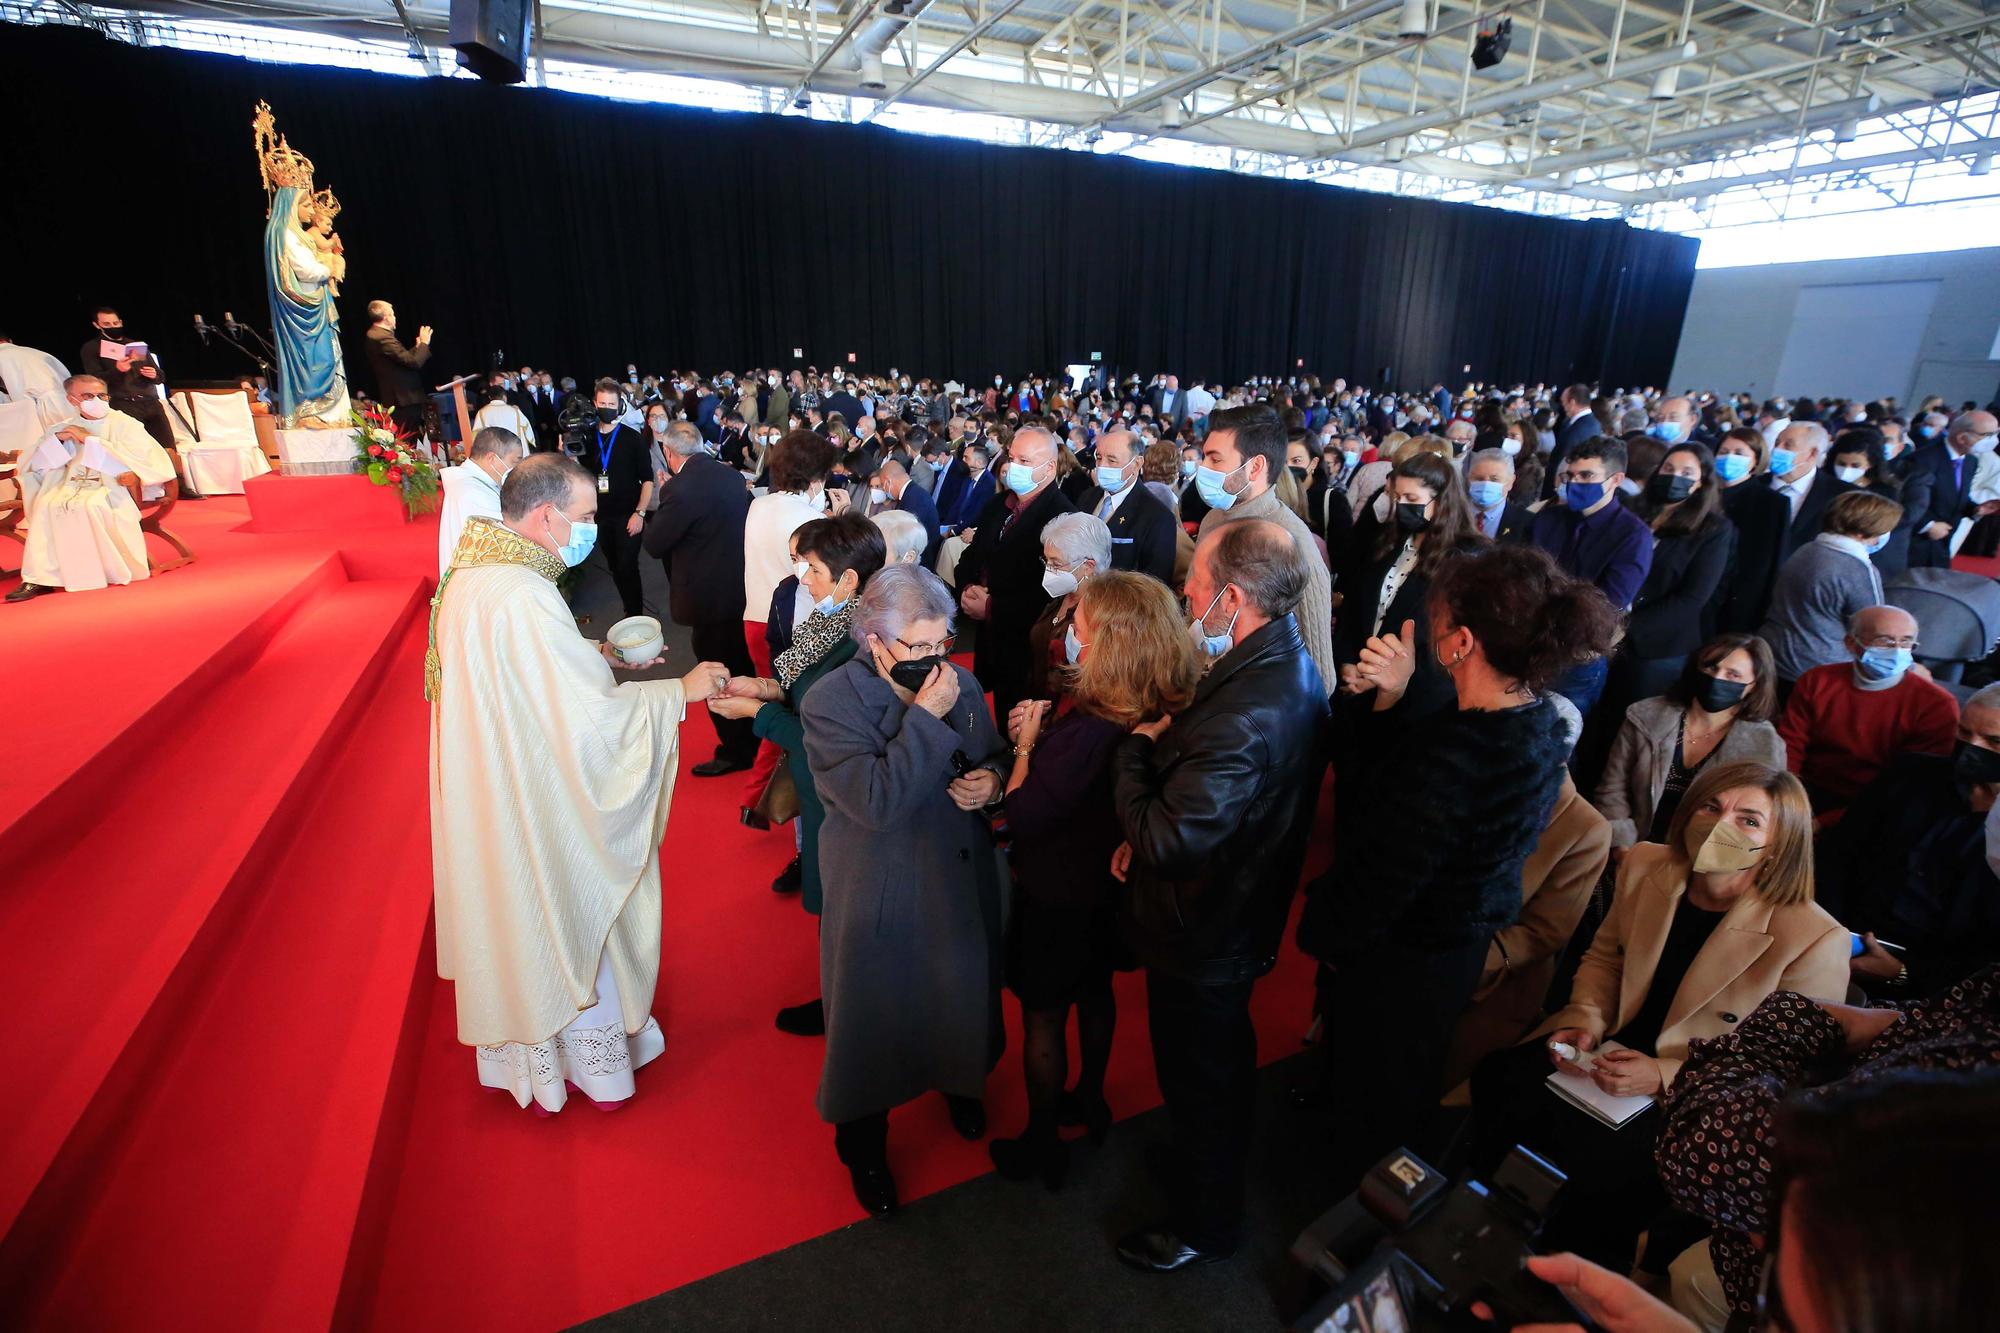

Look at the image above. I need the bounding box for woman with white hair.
[800,564,1010,1217]
[1025,511,1113,704]
[870,508,927,566]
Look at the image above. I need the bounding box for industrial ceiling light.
[1649,64,1679,100]
[859,52,886,89]
[1833,116,1858,143]
[1972,153,1995,177]
[1556,168,1577,189]
[1472,17,1512,69]
[793,92,811,110]
[1161,100,1184,130]
[1397,0,1430,38]
[1383,135,1409,161]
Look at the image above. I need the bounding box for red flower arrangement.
[350,402,439,519]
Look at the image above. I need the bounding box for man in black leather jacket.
[1110,519,1329,1272]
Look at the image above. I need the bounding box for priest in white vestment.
[435,424,526,575]
[470,384,536,450]
[8,375,177,603]
[0,337,69,404]
[427,453,727,1114]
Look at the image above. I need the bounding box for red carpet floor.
[0,489,1328,1332]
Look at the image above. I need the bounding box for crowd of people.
[415,357,2000,1330]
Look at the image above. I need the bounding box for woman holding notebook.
[1467,760,1850,1272]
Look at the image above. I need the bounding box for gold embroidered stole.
[424,517,566,702]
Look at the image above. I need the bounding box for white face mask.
[808,486,829,512]
[76,397,110,421]
[793,560,811,582]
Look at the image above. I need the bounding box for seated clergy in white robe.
[435,424,526,576]
[9,375,177,602]
[0,337,69,405]
[426,454,728,1114]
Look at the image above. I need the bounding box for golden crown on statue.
[312,186,342,221]
[252,100,317,205]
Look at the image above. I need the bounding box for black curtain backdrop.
[0,22,1697,393]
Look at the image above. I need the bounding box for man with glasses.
[1775,604,1959,825]
[8,374,177,601]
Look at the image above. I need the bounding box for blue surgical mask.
[1714,453,1752,483]
[1866,531,1892,555]
[1562,479,1606,511]
[1342,449,1360,471]
[1094,464,1131,494]
[1179,459,1197,479]
[1003,461,1038,495]
[1195,461,1246,512]
[1468,480,1506,508]
[1063,622,1084,665]
[554,514,597,568]
[1857,645,1912,682]
[1189,586,1237,658]
[814,593,848,617]
[1646,420,1686,444]
[1768,447,1797,476]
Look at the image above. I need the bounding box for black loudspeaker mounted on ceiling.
[449,0,531,83]
[1472,16,1513,70]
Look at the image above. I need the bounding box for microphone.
[224,311,239,336]
[194,313,210,345]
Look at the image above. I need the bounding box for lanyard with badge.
[595,427,615,493]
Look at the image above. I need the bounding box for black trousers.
[389,400,429,446]
[1146,969,1258,1254]
[833,1110,889,1170]
[689,618,757,762]
[1317,938,1489,1194]
[596,510,644,619]
[1468,1037,1666,1270]
[113,395,175,453]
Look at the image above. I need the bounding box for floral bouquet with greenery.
[351,402,440,519]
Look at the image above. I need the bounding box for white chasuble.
[427,519,686,1091]
[20,405,177,593]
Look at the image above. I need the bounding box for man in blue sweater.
[1528,436,1653,715]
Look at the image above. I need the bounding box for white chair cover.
[0,400,38,510]
[172,391,273,495]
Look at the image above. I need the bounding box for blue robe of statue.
[262,184,350,428]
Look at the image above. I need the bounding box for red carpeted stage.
[0,488,1324,1331]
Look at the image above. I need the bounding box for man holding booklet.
[79,305,174,453]
[1463,761,1849,1273]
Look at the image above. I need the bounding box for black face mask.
[1646,472,1696,504]
[595,406,620,424]
[97,324,124,336]
[1288,465,1309,484]
[1953,740,2000,787]
[1394,502,1432,534]
[889,654,950,694]
[1692,673,1749,713]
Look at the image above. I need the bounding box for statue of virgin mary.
[254,102,351,429]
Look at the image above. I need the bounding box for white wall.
[1668,247,2000,407]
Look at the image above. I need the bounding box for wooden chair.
[0,451,24,571]
[121,473,195,573]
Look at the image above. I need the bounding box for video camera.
[1290,1147,1591,1332]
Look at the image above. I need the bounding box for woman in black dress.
[1710,427,1792,634]
[989,572,1200,1187]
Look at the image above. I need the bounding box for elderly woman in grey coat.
[800,563,1010,1218]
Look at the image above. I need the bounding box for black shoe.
[771,857,803,894]
[1057,1090,1114,1146]
[989,1133,1068,1191]
[739,806,772,831]
[775,998,825,1036]
[5,583,54,603]
[944,1093,986,1141]
[1115,1227,1233,1274]
[848,1164,899,1217]
[693,755,752,777]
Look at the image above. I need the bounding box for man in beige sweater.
[1195,404,1336,692]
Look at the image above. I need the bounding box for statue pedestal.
[275,426,357,476]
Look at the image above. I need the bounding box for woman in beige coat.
[1469,760,1849,1270]
[1594,632,1785,855]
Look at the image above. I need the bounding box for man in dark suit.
[362,300,434,445]
[822,381,866,431]
[954,426,1075,723]
[1767,422,1854,560]
[873,459,942,569]
[526,372,560,449]
[580,378,655,619]
[936,440,997,534]
[1151,375,1192,430]
[1465,448,1533,543]
[1545,382,1602,499]
[77,305,177,451]
[1074,428,1177,583]
[644,420,755,775]
[1904,410,2000,567]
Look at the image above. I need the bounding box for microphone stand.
[195,313,273,377]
